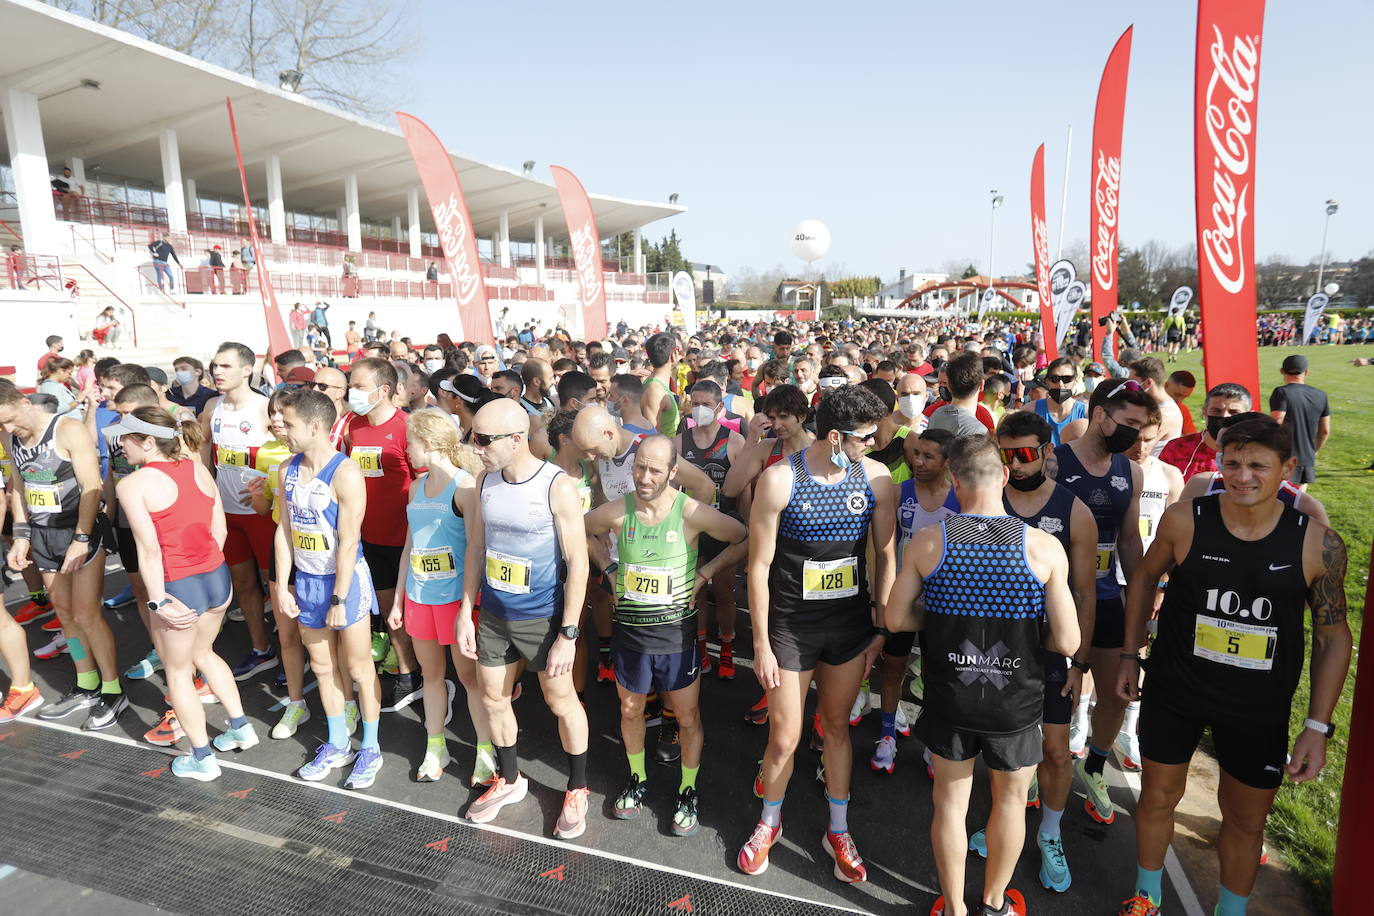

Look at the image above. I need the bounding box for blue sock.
[228,715,249,730]
[326,714,347,748]
[1217,886,1248,915]
[191,743,213,761]
[1039,804,1064,839]
[1135,864,1163,903]
[67,636,88,662]
[760,798,782,828]
[826,793,849,833]
[361,718,379,751]
[880,711,897,740]
[1085,742,1110,776]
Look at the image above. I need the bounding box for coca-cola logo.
[432,192,480,306]
[570,222,603,304]
[1092,150,1121,292]
[1033,214,1052,306]
[1199,24,1260,296]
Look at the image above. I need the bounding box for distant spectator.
[310,300,332,348]
[91,307,121,346]
[345,320,362,352]
[169,355,217,415]
[289,302,308,349]
[425,261,438,283]
[364,311,380,342]
[37,334,64,375]
[208,244,226,293]
[239,237,254,267]
[229,249,248,294]
[5,245,26,290]
[38,357,80,416]
[147,233,180,291]
[72,349,96,394]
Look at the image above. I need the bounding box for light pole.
[985,189,1004,314]
[1316,199,1338,293]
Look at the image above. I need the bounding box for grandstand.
[0,0,684,376]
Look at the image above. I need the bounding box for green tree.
[1116,245,1153,309]
[828,276,881,299]
[644,229,690,275]
[961,264,979,279]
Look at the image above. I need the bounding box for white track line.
[1119,767,1206,916]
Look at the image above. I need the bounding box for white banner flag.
[672,271,697,336]
[1302,293,1329,347]
[977,287,998,323]
[1049,259,1080,349]
[1168,286,1193,316]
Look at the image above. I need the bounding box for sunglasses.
[842,429,877,446]
[311,382,340,392]
[472,431,516,447]
[1045,374,1075,385]
[1107,379,1143,398]
[999,445,1043,466]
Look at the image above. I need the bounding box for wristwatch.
[73,533,91,543]
[1304,718,1336,739]
[329,595,344,607]
[1070,659,1091,673]
[146,598,170,613]
[559,624,580,641]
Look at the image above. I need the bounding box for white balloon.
[790,219,831,264]
[1324,282,1339,296]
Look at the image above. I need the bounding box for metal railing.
[64,262,139,347]
[2,253,64,292]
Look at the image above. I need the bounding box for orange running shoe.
[553,786,590,840]
[12,599,54,625]
[145,709,185,746]
[1118,895,1160,916]
[717,641,736,680]
[40,616,63,632]
[737,821,781,875]
[0,684,44,722]
[744,694,768,725]
[822,830,867,883]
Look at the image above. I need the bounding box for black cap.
[1281,354,1308,374]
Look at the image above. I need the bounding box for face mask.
[831,442,852,470]
[897,395,922,419]
[1047,387,1073,404]
[607,397,622,419]
[691,405,717,427]
[348,387,379,415]
[424,359,444,374]
[938,386,952,403]
[174,369,195,387]
[1205,414,1225,441]
[1101,417,1140,453]
[1083,377,1100,393]
[747,358,761,370]
[1008,469,1046,492]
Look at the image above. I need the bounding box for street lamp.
[1316,199,1338,293]
[985,189,1004,314]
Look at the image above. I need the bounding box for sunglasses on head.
[998,445,1043,465]
[841,429,877,446]
[472,431,516,447]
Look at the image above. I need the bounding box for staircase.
[60,254,189,368]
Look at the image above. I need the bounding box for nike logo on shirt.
[1268,563,1293,571]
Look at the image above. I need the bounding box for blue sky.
[406,1,1372,283]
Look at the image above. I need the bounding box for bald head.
[896,372,926,398]
[473,398,530,436]
[572,405,620,459]
[313,367,347,405]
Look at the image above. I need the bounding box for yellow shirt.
[257,440,294,523]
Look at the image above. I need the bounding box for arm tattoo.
[1309,527,1348,628]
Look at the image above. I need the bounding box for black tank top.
[1054,444,1132,600]
[1003,483,1076,557]
[922,515,1046,735]
[681,425,736,516]
[1148,496,1309,724]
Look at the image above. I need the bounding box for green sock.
[476,740,495,758]
[426,733,445,753]
[75,669,99,691]
[100,679,122,695]
[628,750,647,781]
[679,764,699,793]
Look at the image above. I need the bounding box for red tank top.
[147,460,224,580]
[346,409,415,546]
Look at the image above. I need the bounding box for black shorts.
[1042,651,1072,725]
[1166,329,1182,343]
[1138,687,1288,790]
[1290,464,1315,485]
[768,617,872,672]
[884,630,916,658]
[115,524,139,575]
[28,514,111,573]
[477,613,561,673]
[361,541,402,594]
[916,715,1043,772]
[698,534,726,566]
[1093,595,1126,649]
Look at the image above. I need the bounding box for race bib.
[351,446,383,478]
[293,527,330,556]
[1139,517,1155,539]
[802,556,859,600]
[1193,615,1276,670]
[410,546,457,581]
[1095,543,1114,579]
[217,447,248,468]
[486,550,532,594]
[24,482,60,514]
[578,484,592,512]
[623,563,672,604]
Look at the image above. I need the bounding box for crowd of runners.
[0,312,1353,916]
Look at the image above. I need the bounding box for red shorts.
[223,512,276,569]
[404,595,464,645]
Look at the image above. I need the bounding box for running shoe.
[717,643,735,680]
[643,695,663,728]
[895,701,915,737]
[822,830,867,883]
[466,775,529,823]
[171,753,222,782]
[471,745,497,788]
[871,736,897,773]
[102,585,135,610]
[382,674,422,712]
[298,743,356,781]
[969,828,987,858]
[125,649,162,680]
[213,722,260,753]
[1068,718,1088,759]
[1118,896,1161,916]
[554,786,590,839]
[37,686,98,719]
[231,646,279,681]
[167,676,219,706]
[0,684,44,722]
[1027,775,1040,809]
[930,896,947,916]
[848,690,871,726]
[1075,757,1116,824]
[442,679,456,726]
[271,702,310,739]
[12,598,54,625]
[809,712,826,752]
[737,821,781,875]
[978,889,1026,915]
[1115,730,1142,772]
[614,774,649,819]
[82,693,129,731]
[226,606,244,622]
[743,695,768,726]
[655,719,681,764]
[1038,832,1071,892]
[596,657,614,684]
[33,632,67,658]
[698,637,712,676]
[671,787,699,837]
[145,709,185,746]
[379,645,399,675]
[344,699,359,736]
[40,616,62,632]
[345,747,383,790]
[753,760,765,799]
[370,631,390,663]
[417,745,450,782]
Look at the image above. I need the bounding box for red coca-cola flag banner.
[550,166,609,341]
[396,112,494,344]
[1031,144,1057,361]
[1195,0,1264,398]
[226,98,292,357]
[1090,26,1133,359]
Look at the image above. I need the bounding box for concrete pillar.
[344,175,361,251]
[159,128,187,233]
[266,154,286,242]
[1,88,59,252]
[407,189,421,260]
[633,227,644,275]
[535,215,545,286]
[183,177,198,215]
[391,215,402,240]
[498,209,511,268]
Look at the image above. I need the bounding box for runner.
[1115,417,1352,916]
[309,367,350,450]
[584,435,747,836]
[641,333,682,435]
[738,385,896,883]
[457,399,592,839]
[105,384,162,683]
[1053,378,1155,826]
[887,433,1078,916]
[1158,383,1253,482]
[273,388,385,790]
[517,358,556,416]
[607,374,657,437]
[1126,358,1183,455]
[199,342,279,681]
[1032,357,1088,446]
[0,379,123,730]
[573,406,714,506]
[111,406,258,780]
[0,454,44,722]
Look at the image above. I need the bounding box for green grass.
[1164,343,1371,913]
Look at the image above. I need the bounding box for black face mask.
[1047,387,1073,404]
[1008,470,1046,491]
[1205,414,1225,440]
[938,386,952,403]
[1101,417,1140,453]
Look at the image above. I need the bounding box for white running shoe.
[895,701,917,737]
[870,736,897,773]
[1114,730,1142,772]
[1068,720,1088,759]
[848,691,871,726]
[271,702,311,739]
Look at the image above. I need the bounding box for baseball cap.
[1281,354,1308,374]
[284,366,316,386]
[474,345,498,361]
[143,366,168,386]
[1083,362,1106,377]
[612,347,630,362]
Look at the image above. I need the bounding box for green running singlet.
[650,376,680,436]
[614,491,697,653]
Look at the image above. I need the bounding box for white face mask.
[424,359,444,374]
[691,405,717,427]
[897,395,923,419]
[348,386,379,415]
[174,369,195,387]
[747,358,761,370]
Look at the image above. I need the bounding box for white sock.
[1073,694,1092,729]
[1121,700,1141,734]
